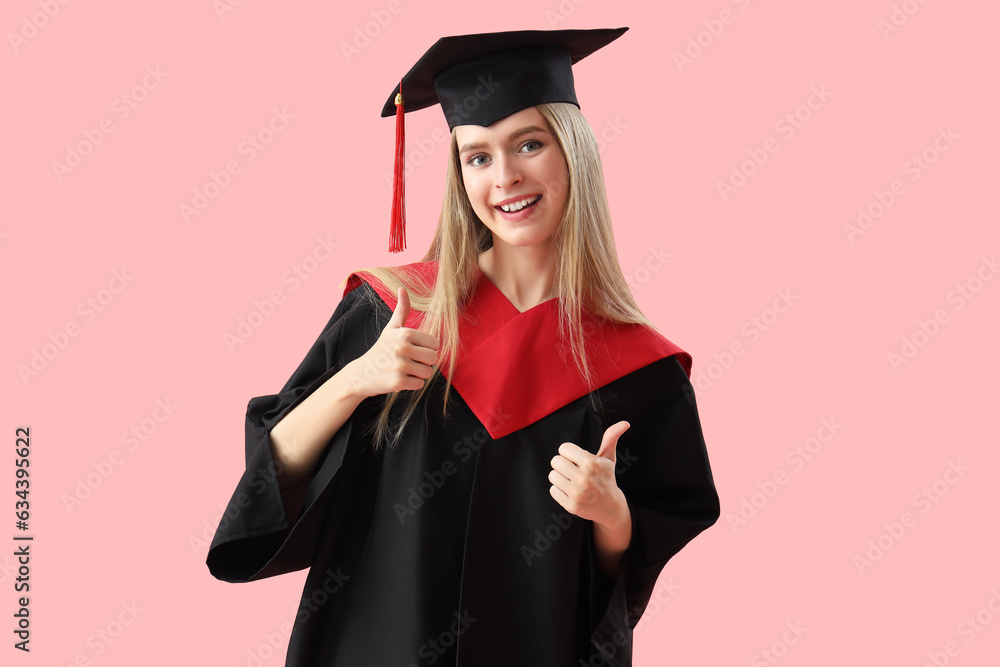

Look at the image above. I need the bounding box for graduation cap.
[380,27,629,253]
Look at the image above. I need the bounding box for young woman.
[207,27,720,666]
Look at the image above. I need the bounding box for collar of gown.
[343,260,690,439]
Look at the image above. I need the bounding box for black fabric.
[379,27,629,128]
[207,281,720,666]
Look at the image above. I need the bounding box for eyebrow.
[458,125,549,155]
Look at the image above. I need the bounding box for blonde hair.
[347,102,654,449]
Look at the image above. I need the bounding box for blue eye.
[465,140,543,167]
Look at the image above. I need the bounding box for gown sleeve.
[587,355,720,655]
[206,282,386,584]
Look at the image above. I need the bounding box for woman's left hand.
[548,421,631,529]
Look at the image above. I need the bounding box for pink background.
[4,1,998,665]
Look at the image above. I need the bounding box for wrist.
[338,359,371,402]
[594,492,632,551]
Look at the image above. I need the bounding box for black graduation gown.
[206,262,720,666]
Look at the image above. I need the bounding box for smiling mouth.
[496,195,541,212]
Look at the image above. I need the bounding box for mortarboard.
[379,27,629,253]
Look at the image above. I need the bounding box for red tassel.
[389,79,406,253]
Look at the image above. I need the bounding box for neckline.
[473,262,559,316]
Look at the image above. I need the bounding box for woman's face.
[455,107,569,253]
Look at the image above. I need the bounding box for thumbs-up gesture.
[347,287,440,398]
[548,421,631,529]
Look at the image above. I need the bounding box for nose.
[493,153,522,190]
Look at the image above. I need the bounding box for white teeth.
[500,195,539,212]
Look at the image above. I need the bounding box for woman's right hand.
[346,287,440,398]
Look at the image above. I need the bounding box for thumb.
[596,421,629,463]
[387,286,411,329]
